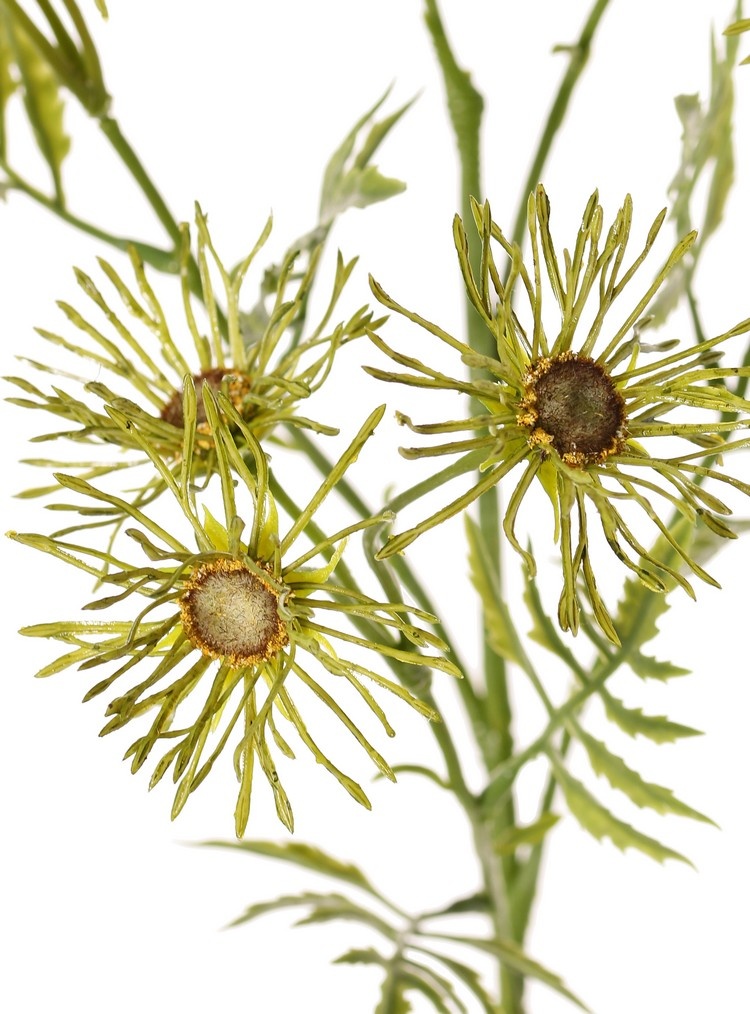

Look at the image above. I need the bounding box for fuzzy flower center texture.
[518,352,628,467]
[179,558,288,666]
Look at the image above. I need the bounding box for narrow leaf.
[494,813,560,855]
[198,840,387,903]
[600,688,703,743]
[549,755,692,866]
[465,516,523,667]
[419,892,490,921]
[423,0,483,204]
[627,653,691,681]
[11,26,70,200]
[425,932,591,1012]
[576,730,715,825]
[319,90,409,224]
[227,891,396,941]
[333,949,413,1014]
[409,945,496,1014]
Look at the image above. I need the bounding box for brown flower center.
[161,368,252,429]
[180,559,288,666]
[518,352,627,467]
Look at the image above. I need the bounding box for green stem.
[509,0,614,249]
[2,162,178,271]
[285,426,486,745]
[96,116,203,298]
[424,4,525,1008]
[487,0,614,977]
[97,116,181,249]
[269,471,478,818]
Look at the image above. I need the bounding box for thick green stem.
[424,4,524,1009]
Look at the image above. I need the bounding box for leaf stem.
[509,0,613,249]
[1,162,178,271]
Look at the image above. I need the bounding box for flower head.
[7,205,380,527]
[367,187,750,642]
[9,386,458,835]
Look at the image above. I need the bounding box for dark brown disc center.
[528,355,626,465]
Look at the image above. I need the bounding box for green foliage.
[6,3,750,1013]
[548,754,691,866]
[422,934,591,1012]
[423,0,483,197]
[599,688,703,744]
[201,839,388,901]
[724,15,750,64]
[494,813,561,856]
[465,516,524,667]
[651,15,741,325]
[1,16,69,196]
[575,729,714,825]
[319,89,411,224]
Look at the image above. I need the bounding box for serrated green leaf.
[323,163,405,221]
[549,755,691,866]
[396,960,462,1014]
[465,516,523,667]
[409,946,496,1014]
[494,813,560,855]
[627,653,691,681]
[294,897,396,938]
[424,932,590,1012]
[613,517,696,662]
[10,25,70,200]
[600,688,702,743]
[376,978,414,1014]
[418,891,491,921]
[333,949,413,1014]
[226,890,397,940]
[337,947,469,1013]
[576,729,714,825]
[523,580,561,654]
[614,574,672,654]
[335,946,388,967]
[523,576,583,672]
[198,839,388,903]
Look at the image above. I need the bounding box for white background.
[2,2,750,1013]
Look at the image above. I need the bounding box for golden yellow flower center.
[518,352,627,467]
[161,367,253,430]
[180,558,288,666]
